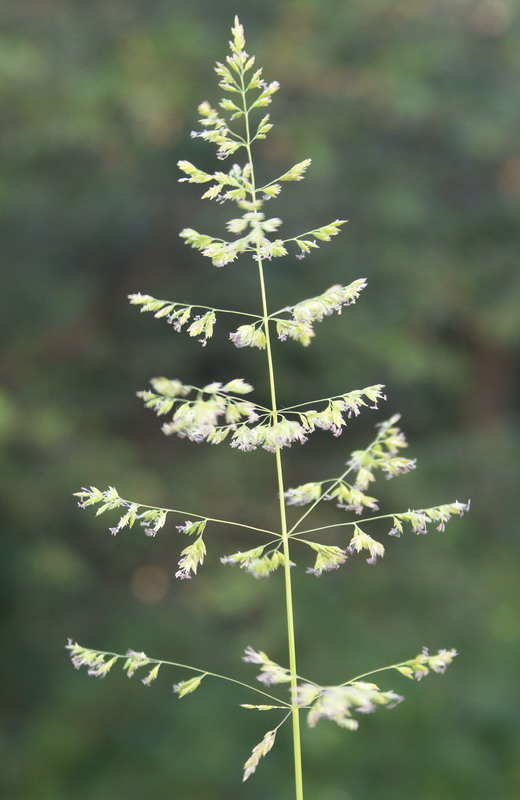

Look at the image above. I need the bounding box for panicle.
[68,18,469,789]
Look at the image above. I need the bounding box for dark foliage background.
[2,1,519,798]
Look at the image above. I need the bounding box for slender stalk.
[259,261,304,800]
[183,304,261,319]
[241,70,304,800]
[339,662,407,687]
[281,394,354,412]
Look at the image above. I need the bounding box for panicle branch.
[139,374,388,452]
[128,292,261,345]
[286,415,414,535]
[74,485,283,582]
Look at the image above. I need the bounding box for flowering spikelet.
[243,646,291,685]
[396,648,458,680]
[304,682,404,730]
[306,543,349,576]
[242,728,277,781]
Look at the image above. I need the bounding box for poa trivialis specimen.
[68,19,468,799]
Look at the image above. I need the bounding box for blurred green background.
[2,1,519,798]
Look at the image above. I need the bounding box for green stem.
[258,260,304,800]
[241,69,304,800]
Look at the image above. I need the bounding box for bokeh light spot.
[130,565,170,604]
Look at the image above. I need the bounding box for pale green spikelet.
[243,646,291,686]
[306,542,349,576]
[349,526,385,565]
[174,674,206,697]
[302,682,403,730]
[175,534,207,580]
[242,727,277,782]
